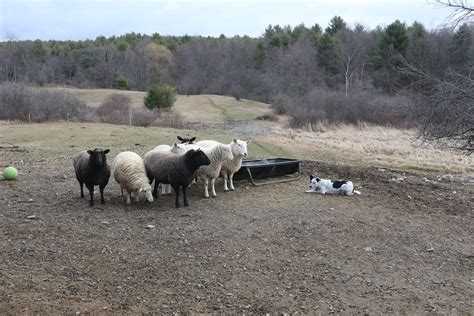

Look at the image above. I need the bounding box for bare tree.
[402,1,474,154]
[402,60,473,154]
[432,0,474,27]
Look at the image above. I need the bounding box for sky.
[0,0,453,41]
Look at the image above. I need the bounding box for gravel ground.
[0,153,473,314]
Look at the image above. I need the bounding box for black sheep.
[73,148,111,206]
[177,136,196,144]
[148,149,210,208]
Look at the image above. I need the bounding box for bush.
[96,94,132,124]
[0,83,91,122]
[144,84,177,110]
[284,88,415,129]
[131,108,159,127]
[115,75,129,90]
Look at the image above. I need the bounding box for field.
[1,89,473,314]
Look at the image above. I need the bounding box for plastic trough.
[233,158,301,186]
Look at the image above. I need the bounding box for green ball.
[3,166,18,181]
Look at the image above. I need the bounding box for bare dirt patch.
[1,152,472,314]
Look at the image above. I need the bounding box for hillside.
[41,87,272,125]
[29,87,474,174]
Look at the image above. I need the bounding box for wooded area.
[0,8,473,153]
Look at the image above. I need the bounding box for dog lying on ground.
[305,175,361,195]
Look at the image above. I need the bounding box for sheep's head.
[139,184,154,202]
[171,143,187,154]
[177,136,196,144]
[87,148,110,167]
[232,138,251,158]
[190,149,211,167]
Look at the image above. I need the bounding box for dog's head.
[309,175,321,190]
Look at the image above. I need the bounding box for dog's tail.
[353,189,361,195]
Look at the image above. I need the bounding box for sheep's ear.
[310,175,314,180]
[87,150,93,155]
[246,140,252,144]
[233,138,237,143]
[104,149,110,154]
[190,137,196,142]
[173,143,178,148]
[177,136,183,141]
[316,178,321,182]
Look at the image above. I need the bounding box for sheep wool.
[187,143,234,198]
[113,151,153,204]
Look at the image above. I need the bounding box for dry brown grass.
[40,87,271,124]
[263,123,474,174]
[25,87,474,174]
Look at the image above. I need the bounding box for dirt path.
[0,156,473,314]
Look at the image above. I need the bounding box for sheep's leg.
[172,184,180,208]
[161,184,166,195]
[135,190,140,202]
[167,184,173,195]
[211,178,217,197]
[86,184,94,206]
[223,173,229,192]
[204,178,210,198]
[120,186,124,197]
[182,185,189,207]
[126,192,132,204]
[153,182,159,198]
[79,181,84,198]
[229,173,235,191]
[99,184,106,204]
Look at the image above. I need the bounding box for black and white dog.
[306,175,361,195]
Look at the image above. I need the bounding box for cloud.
[0,0,450,41]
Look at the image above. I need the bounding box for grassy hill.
[42,87,272,124]
[19,86,473,174]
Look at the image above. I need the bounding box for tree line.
[0,14,473,152]
[1,18,471,96]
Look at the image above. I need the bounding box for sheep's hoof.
[230,188,235,191]
[204,196,210,198]
[224,189,229,192]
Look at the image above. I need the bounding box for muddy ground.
[0,151,473,314]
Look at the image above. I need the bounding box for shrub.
[131,108,159,127]
[144,84,177,110]
[96,94,132,125]
[0,83,91,122]
[115,75,129,90]
[284,88,416,129]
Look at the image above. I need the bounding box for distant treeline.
[1,17,473,127]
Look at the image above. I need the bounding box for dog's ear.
[310,175,314,180]
[316,178,321,182]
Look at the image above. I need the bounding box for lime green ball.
[3,166,18,181]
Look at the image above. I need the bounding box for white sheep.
[197,138,251,191]
[112,151,153,204]
[186,143,234,198]
[144,143,186,196]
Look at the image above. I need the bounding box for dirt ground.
[0,150,473,314]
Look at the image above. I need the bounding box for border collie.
[306,175,361,195]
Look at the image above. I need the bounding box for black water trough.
[233,158,301,186]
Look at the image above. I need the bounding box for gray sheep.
[145,149,210,208]
[73,148,111,206]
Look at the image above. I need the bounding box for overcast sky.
[0,0,452,41]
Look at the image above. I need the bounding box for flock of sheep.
[73,136,251,208]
